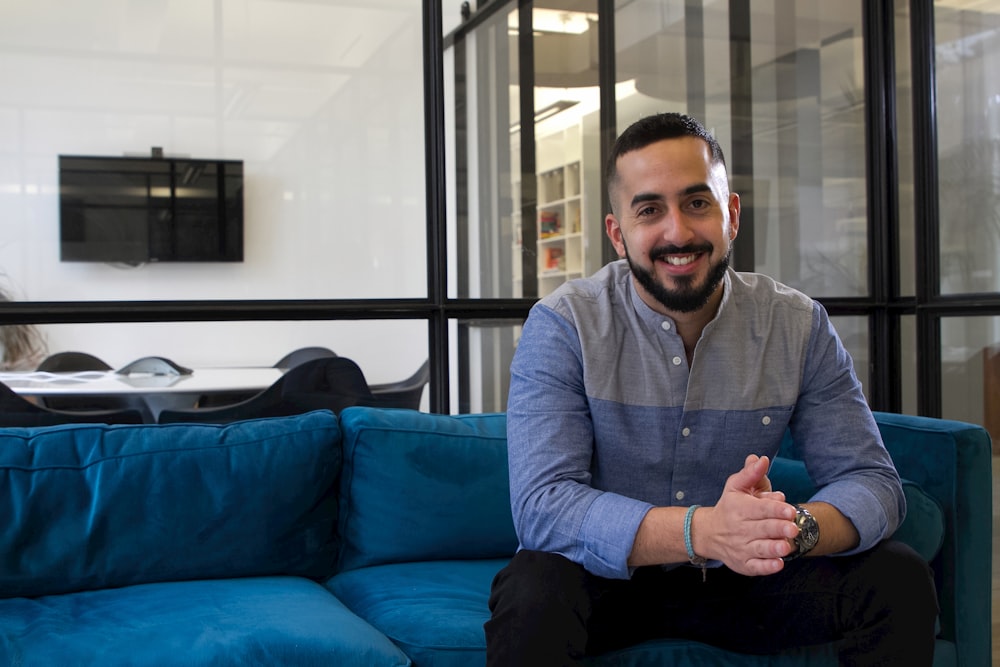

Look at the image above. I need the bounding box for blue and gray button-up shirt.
[507,260,904,580]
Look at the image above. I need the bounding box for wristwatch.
[783,504,820,561]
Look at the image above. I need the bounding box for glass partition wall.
[0,0,434,408]
[0,1,998,424]
[445,0,1000,430]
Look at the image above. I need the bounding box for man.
[485,113,937,665]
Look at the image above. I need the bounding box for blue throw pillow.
[337,407,516,572]
[0,410,341,598]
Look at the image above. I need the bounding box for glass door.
[445,0,602,412]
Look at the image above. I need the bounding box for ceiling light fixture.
[508,8,597,35]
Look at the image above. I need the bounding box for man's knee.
[866,540,938,614]
[830,540,939,664]
[489,550,590,615]
[485,551,594,665]
[836,538,939,638]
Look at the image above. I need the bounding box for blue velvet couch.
[0,407,990,665]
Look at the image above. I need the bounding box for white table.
[0,368,286,421]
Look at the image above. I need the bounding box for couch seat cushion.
[0,576,410,666]
[327,559,505,667]
[0,410,341,598]
[336,408,515,571]
[328,559,845,667]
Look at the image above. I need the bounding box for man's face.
[605,136,740,316]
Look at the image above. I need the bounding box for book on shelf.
[569,206,581,233]
[539,210,562,238]
[543,246,565,271]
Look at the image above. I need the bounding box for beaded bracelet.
[684,504,708,582]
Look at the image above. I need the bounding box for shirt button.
[682,427,691,437]
[661,321,671,331]
[762,416,772,426]
[675,491,685,501]
[672,356,682,366]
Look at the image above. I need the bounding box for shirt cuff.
[577,491,653,579]
[810,479,899,554]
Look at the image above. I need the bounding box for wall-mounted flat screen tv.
[59,155,244,263]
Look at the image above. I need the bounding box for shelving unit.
[537,160,584,294]
[512,117,600,299]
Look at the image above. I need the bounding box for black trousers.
[485,540,938,666]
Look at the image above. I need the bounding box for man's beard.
[623,239,731,314]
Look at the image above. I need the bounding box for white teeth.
[666,255,697,266]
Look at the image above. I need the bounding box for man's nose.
[658,209,696,246]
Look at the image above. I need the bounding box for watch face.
[795,507,820,551]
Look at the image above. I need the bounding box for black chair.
[195,347,339,410]
[0,382,144,426]
[36,351,112,373]
[158,356,376,424]
[368,360,430,410]
[34,352,154,420]
[273,346,337,370]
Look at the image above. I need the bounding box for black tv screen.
[59,155,244,263]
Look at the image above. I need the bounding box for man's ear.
[605,213,626,258]
[727,192,741,241]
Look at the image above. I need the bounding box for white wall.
[0,0,431,383]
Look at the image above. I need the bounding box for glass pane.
[447,4,519,299]
[448,1,602,300]
[895,0,916,297]
[530,0,602,299]
[935,2,1000,295]
[615,1,869,297]
[2,319,428,409]
[0,1,426,301]
[941,316,1000,440]
[830,316,870,402]
[450,319,523,414]
[900,315,918,415]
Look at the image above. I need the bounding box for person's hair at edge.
[605,112,727,214]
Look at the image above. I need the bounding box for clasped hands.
[689,454,800,576]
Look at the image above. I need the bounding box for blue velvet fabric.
[872,412,992,667]
[328,559,507,667]
[330,410,979,667]
[327,559,839,667]
[0,576,411,666]
[329,558,959,667]
[336,407,516,571]
[0,410,342,597]
[0,406,982,667]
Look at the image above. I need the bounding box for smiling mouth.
[664,254,701,266]
[649,243,712,270]
[650,244,713,267]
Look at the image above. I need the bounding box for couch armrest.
[872,412,992,667]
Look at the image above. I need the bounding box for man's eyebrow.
[681,182,712,196]
[629,192,663,208]
[629,183,712,209]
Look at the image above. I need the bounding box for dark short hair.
[605,113,727,197]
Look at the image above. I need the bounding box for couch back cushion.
[0,410,341,599]
[337,407,516,572]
